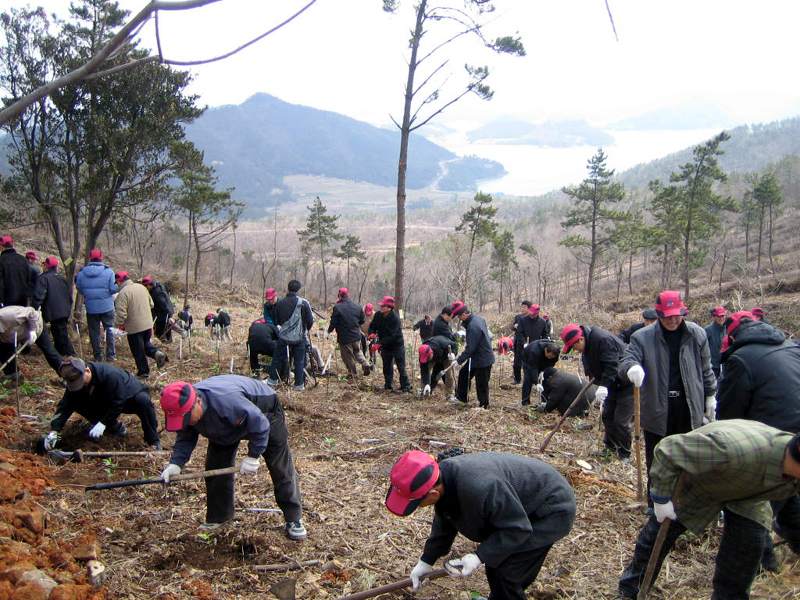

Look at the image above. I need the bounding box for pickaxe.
[0,339,31,373]
[49,448,168,463]
[85,464,240,491]
[334,568,448,600]
[538,377,595,453]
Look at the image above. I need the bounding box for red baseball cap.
[364,303,374,314]
[25,251,38,260]
[418,344,434,363]
[379,296,396,308]
[0,236,13,247]
[724,311,755,336]
[450,301,467,317]
[44,257,58,268]
[560,324,583,353]
[141,276,153,286]
[529,304,541,315]
[114,271,128,282]
[385,451,440,516]
[338,287,349,298]
[655,290,687,318]
[711,307,727,317]
[160,382,197,431]
[89,249,102,261]
[752,307,765,317]
[265,288,277,300]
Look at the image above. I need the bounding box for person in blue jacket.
[159,375,306,540]
[75,249,118,362]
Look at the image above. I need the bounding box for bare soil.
[2,302,799,600]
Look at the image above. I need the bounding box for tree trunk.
[229,226,237,287]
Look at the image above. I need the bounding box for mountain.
[609,98,740,131]
[186,93,505,216]
[466,118,614,147]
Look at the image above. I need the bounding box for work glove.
[28,330,37,344]
[43,431,59,451]
[705,396,717,422]
[240,456,261,475]
[324,331,330,340]
[593,386,609,409]
[162,463,181,483]
[109,327,126,337]
[627,365,645,388]
[535,384,544,394]
[445,553,482,577]
[409,559,433,590]
[422,384,431,397]
[447,352,455,362]
[537,371,545,385]
[88,422,106,439]
[539,401,548,413]
[654,500,677,523]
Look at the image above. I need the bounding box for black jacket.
[413,318,433,340]
[216,310,231,327]
[420,335,458,386]
[32,268,72,322]
[0,248,36,307]
[518,314,548,344]
[328,297,364,344]
[580,325,631,392]
[456,313,495,369]
[431,314,455,340]
[542,369,594,416]
[368,309,404,351]
[149,283,174,317]
[618,321,645,344]
[718,321,800,432]
[274,292,313,332]
[522,339,558,381]
[50,363,149,431]
[247,319,279,357]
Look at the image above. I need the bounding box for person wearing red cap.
[266,280,314,391]
[114,272,167,379]
[328,288,371,377]
[247,318,280,377]
[368,296,411,392]
[359,302,376,359]
[705,306,727,380]
[451,302,495,408]
[520,339,560,406]
[619,291,716,503]
[142,277,177,342]
[263,288,278,325]
[561,323,633,461]
[31,257,75,356]
[24,251,41,278]
[717,310,800,561]
[159,375,305,539]
[512,301,548,385]
[418,335,458,397]
[385,450,575,600]
[75,249,118,362]
[0,235,37,309]
[751,307,768,322]
[412,314,433,342]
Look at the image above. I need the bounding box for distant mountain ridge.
[186,93,504,217]
[466,118,614,147]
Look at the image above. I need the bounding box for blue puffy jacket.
[75,261,118,314]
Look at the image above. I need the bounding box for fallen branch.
[253,559,321,572]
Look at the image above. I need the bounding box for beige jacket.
[115,280,154,334]
[0,306,43,344]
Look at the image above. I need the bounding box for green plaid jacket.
[650,419,800,532]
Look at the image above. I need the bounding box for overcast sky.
[24,0,800,131]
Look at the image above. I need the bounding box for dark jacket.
[328,297,365,344]
[431,314,455,340]
[456,313,495,369]
[519,314,548,344]
[32,268,72,322]
[247,319,279,358]
[704,321,726,370]
[512,313,526,343]
[274,292,314,334]
[149,283,174,317]
[717,321,800,432]
[413,318,433,340]
[618,321,645,344]
[580,325,631,393]
[0,248,36,307]
[263,302,277,325]
[75,261,118,314]
[170,375,279,468]
[522,339,558,381]
[50,363,149,432]
[542,368,595,416]
[178,309,193,328]
[368,309,404,351]
[216,310,231,327]
[420,335,458,386]
[420,452,576,568]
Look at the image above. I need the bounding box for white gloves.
[654,500,677,523]
[446,553,482,577]
[162,463,181,483]
[109,327,126,337]
[44,431,59,451]
[593,386,608,409]
[28,330,37,344]
[535,384,544,394]
[627,365,645,388]
[409,559,433,590]
[539,401,548,413]
[422,384,431,397]
[240,456,261,475]
[88,422,106,439]
[447,352,455,362]
[324,331,330,340]
[705,396,717,422]
[537,371,545,385]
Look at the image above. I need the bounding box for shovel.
[49,448,168,463]
[539,377,595,453]
[334,568,448,600]
[85,465,240,491]
[0,339,31,372]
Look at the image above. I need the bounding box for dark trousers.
[205,404,302,524]
[512,338,524,382]
[2,328,62,376]
[619,510,767,600]
[457,363,492,407]
[49,318,75,356]
[153,313,172,342]
[380,346,410,390]
[772,495,800,553]
[248,341,276,371]
[602,386,634,458]
[269,340,305,386]
[87,310,115,361]
[521,363,538,405]
[486,544,553,600]
[127,329,158,376]
[71,389,159,445]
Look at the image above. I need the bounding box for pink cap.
[725,311,755,336]
[560,324,583,353]
[655,290,687,318]
[378,296,396,308]
[385,451,439,516]
[160,382,197,431]
[89,249,102,261]
[418,344,433,363]
[265,288,277,300]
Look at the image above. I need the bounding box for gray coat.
[619,321,716,436]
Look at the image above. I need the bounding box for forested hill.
[185,93,504,215]
[618,117,800,189]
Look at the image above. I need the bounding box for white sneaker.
[293,384,304,392]
[266,378,279,387]
[286,520,307,540]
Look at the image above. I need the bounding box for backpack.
[278,297,307,344]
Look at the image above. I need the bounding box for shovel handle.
[84,465,241,491]
[539,377,595,453]
[335,568,449,600]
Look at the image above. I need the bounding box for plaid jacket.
[650,419,799,532]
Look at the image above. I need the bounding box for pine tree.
[298,197,342,306]
[455,191,498,300]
